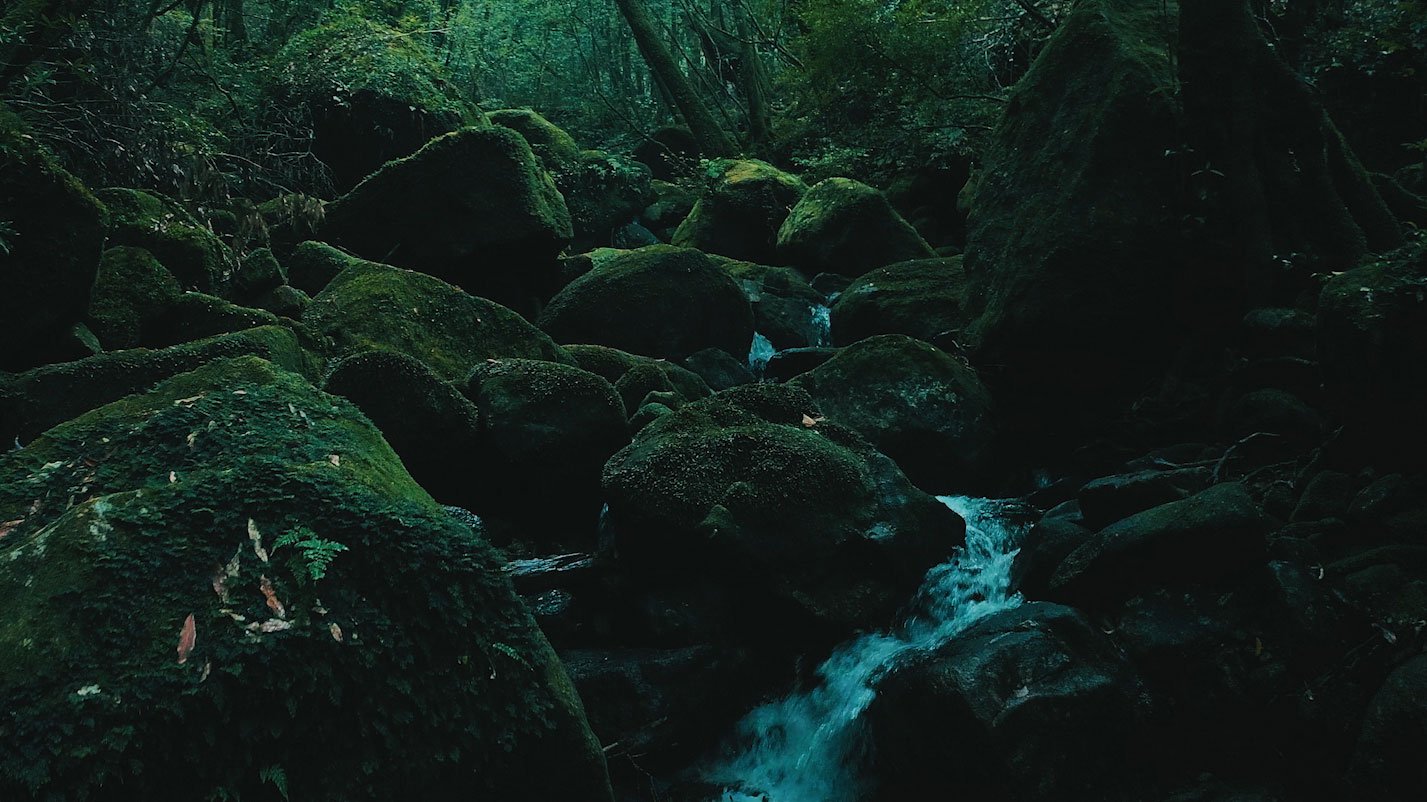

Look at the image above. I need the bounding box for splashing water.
[705,496,1027,802]
[809,305,832,348]
[748,332,777,374]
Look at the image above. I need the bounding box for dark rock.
[1011,515,1092,599]
[229,247,287,301]
[1291,470,1355,523]
[146,293,281,347]
[564,343,711,415]
[763,347,837,383]
[790,335,996,492]
[633,126,700,181]
[538,246,754,362]
[830,257,972,347]
[641,179,697,242]
[96,187,227,292]
[85,246,183,350]
[712,255,831,350]
[1240,308,1317,360]
[1078,467,1212,531]
[672,159,807,264]
[682,348,754,391]
[1051,483,1273,605]
[775,178,935,276]
[867,602,1148,802]
[1221,389,1323,446]
[1349,654,1427,798]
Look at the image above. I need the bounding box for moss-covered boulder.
[86,246,184,350]
[462,359,629,543]
[303,261,573,382]
[268,11,478,192]
[489,108,582,171]
[641,179,697,242]
[322,350,483,509]
[672,159,807,264]
[712,255,831,350]
[0,106,107,371]
[538,246,754,361]
[320,127,572,301]
[147,293,282,347]
[556,150,654,251]
[830,257,973,347]
[790,335,996,492]
[0,357,613,802]
[0,326,315,444]
[230,247,287,301]
[258,194,326,261]
[286,240,367,296]
[252,284,312,319]
[775,177,935,276]
[564,344,711,417]
[602,383,963,634]
[96,187,227,292]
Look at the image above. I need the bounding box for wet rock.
[867,602,1148,802]
[0,357,614,802]
[830,257,972,347]
[1011,515,1092,599]
[303,259,573,381]
[775,177,934,276]
[1078,467,1212,530]
[790,335,996,493]
[642,179,697,242]
[538,246,754,362]
[1051,483,1273,606]
[672,159,807,264]
[682,348,754,391]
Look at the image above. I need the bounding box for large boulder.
[790,335,996,493]
[1349,653,1427,798]
[302,260,573,382]
[85,246,184,350]
[462,359,629,543]
[867,602,1148,802]
[96,187,227,292]
[775,177,934,276]
[0,357,613,802]
[0,106,107,371]
[268,11,476,192]
[672,159,807,264]
[712,256,831,350]
[321,350,483,509]
[488,108,581,170]
[320,127,572,302]
[1050,482,1273,606]
[830,257,973,347]
[538,246,754,362]
[0,325,314,445]
[563,343,711,420]
[602,383,963,636]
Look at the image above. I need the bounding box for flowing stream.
[704,496,1027,802]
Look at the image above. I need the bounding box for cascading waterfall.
[705,496,1027,802]
[748,332,777,374]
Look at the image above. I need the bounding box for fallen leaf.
[801,414,824,428]
[176,614,197,664]
[200,661,212,682]
[0,519,23,540]
[260,575,286,618]
[329,623,343,643]
[174,394,205,407]
[327,454,341,467]
[186,431,198,448]
[258,618,292,633]
[169,471,177,484]
[232,390,247,396]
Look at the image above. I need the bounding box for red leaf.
[260,575,286,618]
[176,614,197,664]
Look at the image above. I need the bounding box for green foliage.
[0,219,15,254]
[272,527,349,582]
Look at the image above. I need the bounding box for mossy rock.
[145,293,282,347]
[790,335,996,493]
[563,343,711,416]
[322,350,482,509]
[320,127,572,301]
[830,257,973,346]
[96,187,227,292]
[641,179,697,242]
[0,357,613,802]
[230,247,287,301]
[711,255,830,350]
[0,105,107,371]
[489,108,582,171]
[462,358,629,543]
[555,150,654,251]
[258,194,326,261]
[602,383,963,634]
[303,260,574,382]
[538,245,754,361]
[252,284,312,319]
[672,159,808,264]
[776,177,935,276]
[287,240,368,296]
[0,325,317,444]
[268,11,478,192]
[86,246,184,350]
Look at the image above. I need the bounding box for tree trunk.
[612,0,736,156]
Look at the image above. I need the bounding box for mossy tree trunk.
[613,0,737,156]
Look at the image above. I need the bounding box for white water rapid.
[748,332,777,374]
[704,496,1027,802]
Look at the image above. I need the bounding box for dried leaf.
[327,454,341,467]
[0,518,23,540]
[186,431,198,448]
[200,661,212,682]
[232,390,247,397]
[801,413,824,428]
[248,519,269,563]
[176,614,197,664]
[173,394,205,407]
[260,575,286,618]
[329,623,343,643]
[258,618,292,633]
[169,471,177,484]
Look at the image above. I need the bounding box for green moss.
[830,257,971,346]
[538,245,754,361]
[564,343,711,413]
[86,246,183,350]
[672,159,808,264]
[711,254,828,349]
[149,293,282,347]
[0,357,613,801]
[303,261,574,382]
[230,247,287,300]
[0,326,317,444]
[95,188,228,292]
[287,240,366,296]
[488,109,582,170]
[776,177,935,276]
[0,104,107,371]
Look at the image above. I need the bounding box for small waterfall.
[704,496,1027,802]
[809,304,832,348]
[748,332,777,374]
